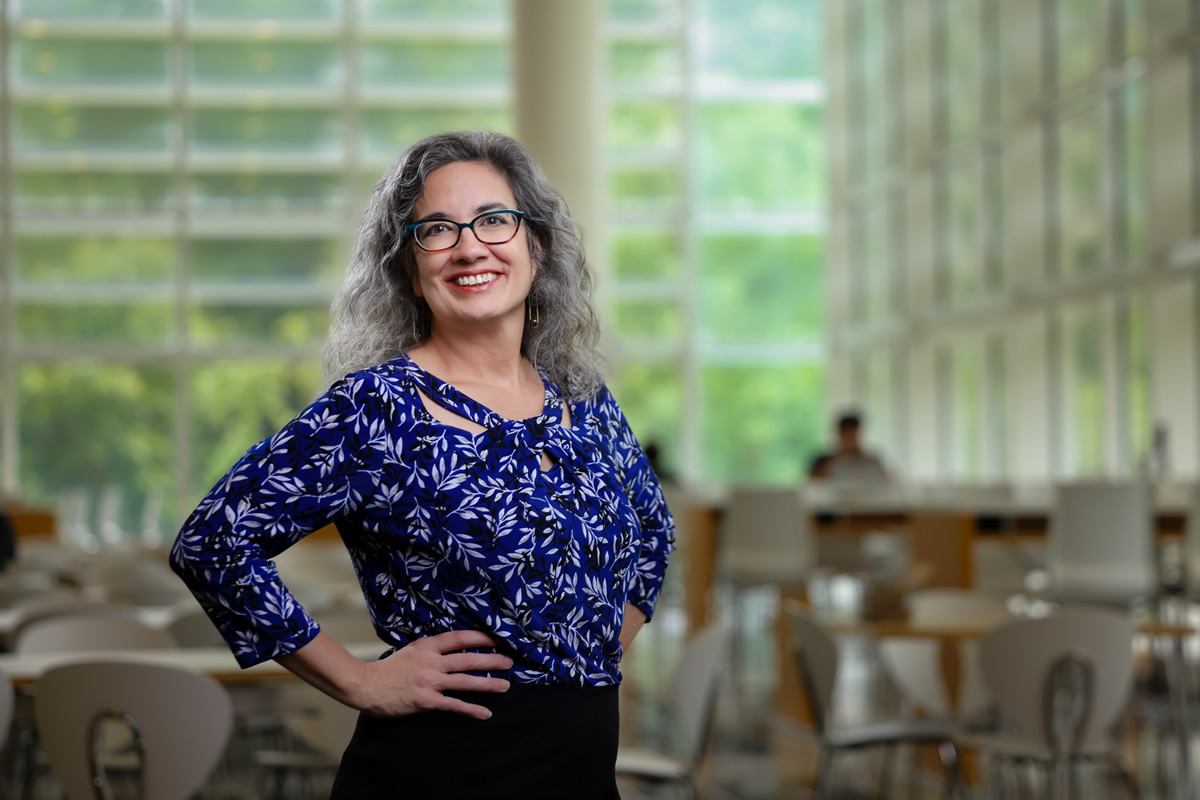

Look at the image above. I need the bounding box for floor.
[615,586,1189,800]
[12,608,1187,800]
[13,540,1199,800]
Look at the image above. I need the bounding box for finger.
[440,653,514,673]
[439,674,511,694]
[431,694,497,720]
[426,630,504,653]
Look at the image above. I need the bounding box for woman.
[170,130,674,799]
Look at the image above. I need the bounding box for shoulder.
[327,358,420,406]
[292,359,423,435]
[567,383,623,425]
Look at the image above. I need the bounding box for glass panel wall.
[606,0,826,485]
[826,0,1177,481]
[0,0,513,534]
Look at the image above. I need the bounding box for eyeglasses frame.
[405,209,527,252]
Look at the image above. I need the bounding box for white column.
[513,0,606,274]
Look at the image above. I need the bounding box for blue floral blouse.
[170,354,675,687]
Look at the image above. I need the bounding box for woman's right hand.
[355,630,513,720]
[277,629,512,721]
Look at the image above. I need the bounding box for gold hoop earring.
[526,297,540,329]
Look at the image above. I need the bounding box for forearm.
[619,603,647,650]
[275,631,371,710]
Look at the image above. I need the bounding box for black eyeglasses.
[405,209,526,252]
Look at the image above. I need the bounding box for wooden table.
[682,500,1188,636]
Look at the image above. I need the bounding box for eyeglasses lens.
[415,211,520,250]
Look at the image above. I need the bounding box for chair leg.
[908,744,924,800]
[1110,754,1139,799]
[879,743,897,797]
[815,746,835,800]
[937,741,962,800]
[985,754,1004,800]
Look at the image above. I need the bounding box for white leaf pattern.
[169,354,675,684]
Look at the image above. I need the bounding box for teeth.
[454,272,498,286]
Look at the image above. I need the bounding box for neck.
[410,320,531,386]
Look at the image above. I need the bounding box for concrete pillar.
[513,0,606,272]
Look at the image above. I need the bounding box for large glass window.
[943,0,983,144]
[825,0,1167,482]
[606,0,826,485]
[1,2,513,533]
[1061,300,1109,475]
[1058,107,1103,277]
[2,0,829,520]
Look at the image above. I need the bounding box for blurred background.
[0,0,1194,534]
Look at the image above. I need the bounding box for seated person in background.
[808,410,889,482]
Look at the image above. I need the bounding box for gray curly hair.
[322,130,604,400]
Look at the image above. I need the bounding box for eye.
[477,214,507,229]
[422,222,453,236]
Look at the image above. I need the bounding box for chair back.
[1184,483,1200,594]
[313,606,379,644]
[785,607,839,734]
[7,596,138,650]
[272,681,362,760]
[718,486,812,588]
[81,552,190,607]
[166,607,227,649]
[878,589,1011,717]
[980,605,1134,752]
[1047,481,1155,604]
[35,657,233,800]
[17,614,176,654]
[1042,650,1095,759]
[673,622,731,768]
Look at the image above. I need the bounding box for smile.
[453,272,498,287]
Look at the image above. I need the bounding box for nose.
[452,224,489,259]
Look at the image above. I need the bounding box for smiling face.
[409,160,536,339]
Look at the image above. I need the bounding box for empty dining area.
[6,0,1200,799]
[2,479,1200,799]
[654,478,1200,799]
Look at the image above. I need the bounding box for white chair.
[1183,483,1200,596]
[80,551,191,607]
[16,614,176,654]
[248,605,381,798]
[35,657,233,800]
[786,606,967,800]
[166,606,228,648]
[5,595,138,651]
[718,485,813,590]
[253,683,360,800]
[878,589,1012,720]
[717,486,813,720]
[964,605,1137,798]
[615,622,731,798]
[313,606,378,644]
[1046,481,1156,606]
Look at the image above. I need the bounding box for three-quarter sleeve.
[170,372,389,667]
[597,388,675,621]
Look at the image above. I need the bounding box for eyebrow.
[415,202,512,222]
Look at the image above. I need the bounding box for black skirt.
[329,683,621,800]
